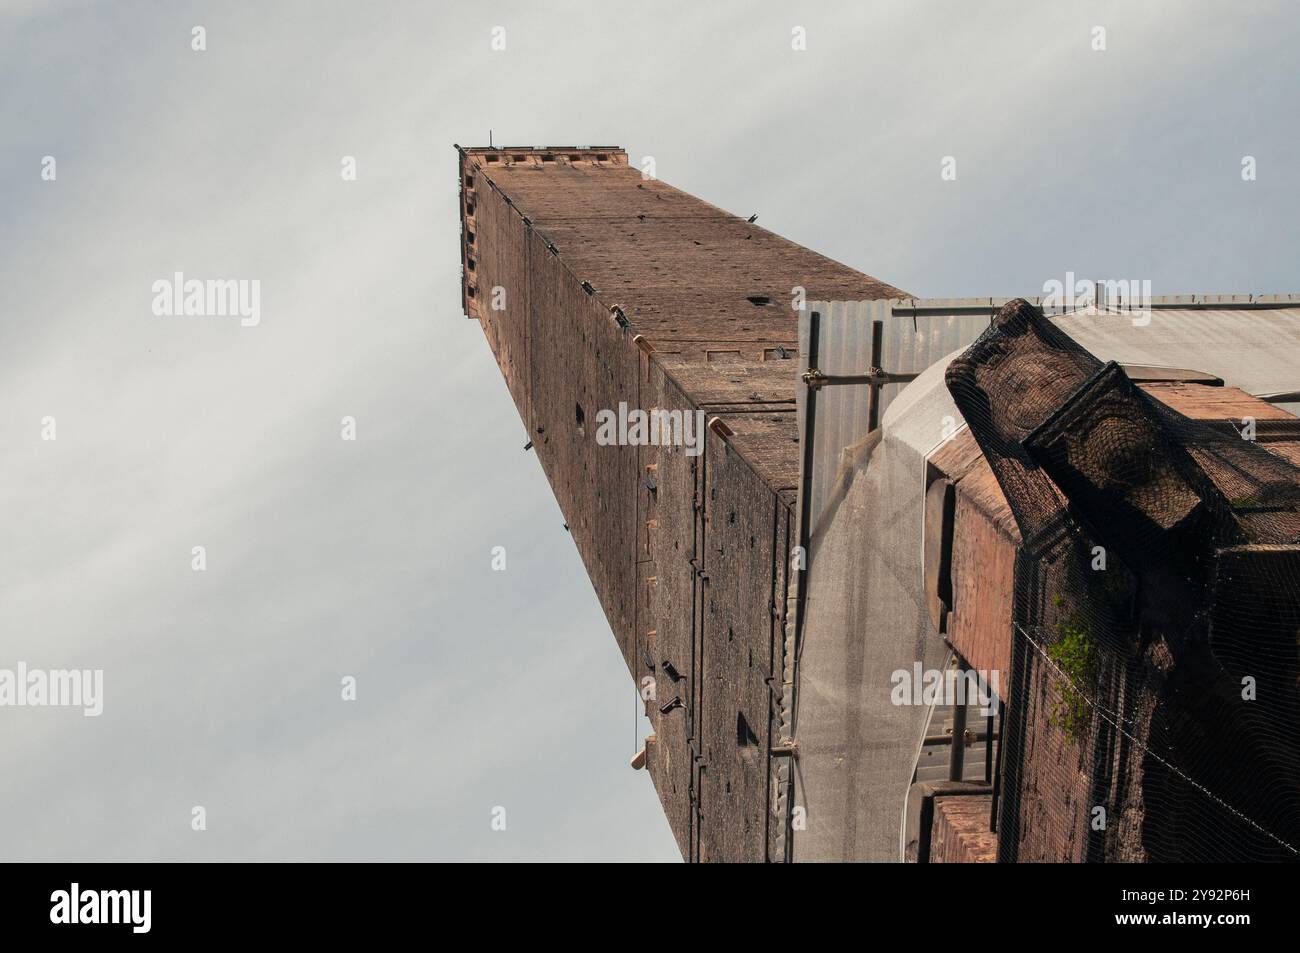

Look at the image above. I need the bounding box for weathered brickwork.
[458,145,900,861]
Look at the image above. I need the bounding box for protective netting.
[790,369,955,861]
[946,299,1300,862]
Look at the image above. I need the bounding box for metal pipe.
[866,319,885,431]
[948,660,969,782]
[985,709,994,783]
[892,295,1300,318]
[802,370,919,389]
[794,310,821,662]
[922,730,999,747]
[990,703,1003,835]
[783,310,822,863]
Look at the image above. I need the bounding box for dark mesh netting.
[946,298,1300,862]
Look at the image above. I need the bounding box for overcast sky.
[1,1,1295,861]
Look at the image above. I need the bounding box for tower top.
[455,144,628,168]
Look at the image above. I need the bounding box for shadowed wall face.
[947,302,1300,862]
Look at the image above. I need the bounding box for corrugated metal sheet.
[797,300,993,532]
[796,296,1300,534]
[1058,305,1300,403]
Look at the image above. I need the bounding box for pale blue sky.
[0,0,1295,860]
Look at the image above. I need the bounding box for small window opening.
[737,711,760,749]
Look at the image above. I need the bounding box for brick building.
[457,144,1300,863]
[457,145,901,860]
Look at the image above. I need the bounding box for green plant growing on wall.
[1047,596,1096,743]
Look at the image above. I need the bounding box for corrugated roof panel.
[1058,306,1300,400]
